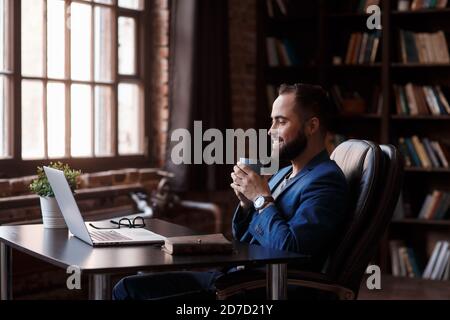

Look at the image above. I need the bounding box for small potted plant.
[30,162,81,229]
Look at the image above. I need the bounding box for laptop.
[44,166,166,247]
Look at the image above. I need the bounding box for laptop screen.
[44,167,93,245]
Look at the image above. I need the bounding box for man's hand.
[230,162,271,203]
[233,189,253,210]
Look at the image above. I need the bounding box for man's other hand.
[233,189,253,210]
[230,162,271,203]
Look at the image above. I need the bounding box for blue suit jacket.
[232,150,349,270]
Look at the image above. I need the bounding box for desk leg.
[266,264,287,300]
[0,243,12,300]
[89,274,111,300]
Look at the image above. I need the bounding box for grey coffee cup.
[239,158,263,174]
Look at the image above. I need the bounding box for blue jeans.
[113,270,224,300]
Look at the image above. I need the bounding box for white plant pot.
[40,197,67,229]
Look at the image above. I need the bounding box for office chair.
[215,140,404,300]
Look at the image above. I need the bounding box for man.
[230,83,348,271]
[112,83,348,300]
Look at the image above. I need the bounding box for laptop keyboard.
[89,230,132,242]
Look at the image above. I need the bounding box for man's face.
[269,93,308,161]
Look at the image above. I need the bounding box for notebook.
[162,233,233,255]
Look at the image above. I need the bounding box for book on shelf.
[417,190,450,220]
[398,0,411,11]
[372,86,383,116]
[398,30,450,64]
[265,0,289,18]
[406,0,449,11]
[389,240,422,277]
[266,38,300,67]
[344,31,381,65]
[331,85,365,114]
[326,134,347,154]
[393,84,450,116]
[392,192,414,220]
[358,0,381,13]
[398,136,450,169]
[328,0,379,14]
[266,38,279,67]
[330,85,382,115]
[423,241,450,280]
[391,240,450,280]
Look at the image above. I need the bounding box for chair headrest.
[330,140,381,217]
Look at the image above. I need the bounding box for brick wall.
[0,168,163,225]
[159,0,260,239]
[229,0,258,130]
[150,0,170,167]
[149,0,258,163]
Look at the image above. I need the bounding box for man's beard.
[279,130,308,161]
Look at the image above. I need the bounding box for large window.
[0,0,12,159]
[1,0,152,176]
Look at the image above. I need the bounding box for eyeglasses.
[89,217,146,230]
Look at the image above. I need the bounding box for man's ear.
[307,117,320,136]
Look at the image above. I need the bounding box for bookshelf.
[392,218,450,226]
[257,0,450,282]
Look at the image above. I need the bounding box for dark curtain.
[166,0,231,192]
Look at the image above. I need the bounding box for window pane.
[0,0,4,71]
[95,86,113,156]
[22,0,45,77]
[118,17,136,75]
[118,0,144,10]
[119,83,143,155]
[47,83,66,158]
[71,3,92,81]
[71,84,93,157]
[47,0,66,79]
[95,7,114,81]
[0,0,12,72]
[95,0,114,4]
[0,76,10,158]
[22,81,45,159]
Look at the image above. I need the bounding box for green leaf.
[29,162,81,197]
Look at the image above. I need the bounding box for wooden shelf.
[265,66,319,83]
[267,15,317,22]
[392,8,450,16]
[266,66,318,72]
[327,12,372,18]
[391,115,450,120]
[338,114,382,120]
[405,167,450,173]
[391,63,450,68]
[330,63,382,69]
[391,218,450,226]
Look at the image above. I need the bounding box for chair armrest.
[215,269,266,300]
[178,200,223,233]
[215,269,355,300]
[285,278,355,300]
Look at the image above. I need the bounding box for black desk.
[0,219,307,300]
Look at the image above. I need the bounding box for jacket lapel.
[269,166,292,192]
[272,150,330,199]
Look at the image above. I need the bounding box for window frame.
[0,0,156,178]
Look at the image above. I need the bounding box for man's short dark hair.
[278,83,334,135]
